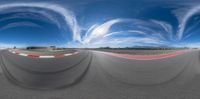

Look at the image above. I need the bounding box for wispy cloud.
[103,30,146,38]
[175,4,200,40]
[82,18,172,47]
[150,20,173,40]
[0,2,81,42]
[1,2,199,48]
[0,21,42,30]
[82,18,126,44]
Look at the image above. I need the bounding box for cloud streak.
[1,2,199,48]
[83,19,127,44]
[0,2,81,42]
[176,5,200,40]
[0,21,42,30]
[82,18,172,47]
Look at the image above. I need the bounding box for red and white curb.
[94,50,194,60]
[8,50,79,58]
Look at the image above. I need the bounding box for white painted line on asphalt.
[73,52,79,54]
[19,53,28,56]
[64,54,73,56]
[39,56,55,58]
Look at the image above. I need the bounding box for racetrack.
[0,49,200,99]
[0,50,92,89]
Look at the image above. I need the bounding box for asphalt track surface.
[0,50,200,99]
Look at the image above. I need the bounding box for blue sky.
[0,0,200,48]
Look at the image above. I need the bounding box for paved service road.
[0,50,200,99]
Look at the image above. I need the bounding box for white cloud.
[0,21,42,30]
[83,37,166,48]
[151,20,173,40]
[175,5,200,40]
[83,24,99,41]
[103,30,146,38]
[83,19,125,44]
[0,2,81,42]
[0,9,61,29]
[82,18,171,47]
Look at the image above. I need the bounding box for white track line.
[19,53,28,56]
[64,53,73,56]
[11,51,16,54]
[39,56,55,58]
